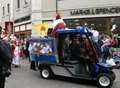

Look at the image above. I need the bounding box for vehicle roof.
[29,37,54,42]
[56,27,93,36]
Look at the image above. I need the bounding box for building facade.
[1,0,120,39]
[43,0,120,34]
[13,0,31,39]
[13,0,56,39]
[0,0,14,29]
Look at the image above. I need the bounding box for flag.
[5,21,13,34]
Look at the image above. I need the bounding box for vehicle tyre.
[40,67,52,79]
[96,73,113,88]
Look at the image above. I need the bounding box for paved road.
[5,60,120,88]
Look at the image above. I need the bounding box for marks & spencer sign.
[70,7,120,15]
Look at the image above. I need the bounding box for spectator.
[28,43,37,70]
[25,39,30,59]
[101,35,111,59]
[0,27,12,88]
[12,41,21,67]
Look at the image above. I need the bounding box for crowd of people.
[0,31,54,71]
[97,33,118,59]
[1,33,31,68]
[0,27,33,88]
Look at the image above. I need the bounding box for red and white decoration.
[51,13,66,37]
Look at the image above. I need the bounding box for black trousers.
[30,61,35,70]
[0,67,6,88]
[30,61,38,70]
[0,76,5,88]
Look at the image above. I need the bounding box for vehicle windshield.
[58,33,99,62]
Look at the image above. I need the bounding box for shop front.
[64,17,120,34]
[15,30,31,40]
[60,6,120,34]
[14,23,31,39]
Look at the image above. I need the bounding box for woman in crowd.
[12,41,21,67]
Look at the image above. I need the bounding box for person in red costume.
[51,13,66,37]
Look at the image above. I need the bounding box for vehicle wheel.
[96,73,113,88]
[40,67,52,79]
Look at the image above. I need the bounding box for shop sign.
[70,7,120,16]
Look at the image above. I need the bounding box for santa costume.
[51,13,66,37]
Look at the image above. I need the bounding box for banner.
[5,21,13,34]
[32,23,48,38]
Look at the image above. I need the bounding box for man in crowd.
[0,26,12,88]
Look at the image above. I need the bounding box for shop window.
[7,4,10,14]
[2,7,5,16]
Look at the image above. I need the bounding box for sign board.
[31,23,48,38]
[70,7,120,16]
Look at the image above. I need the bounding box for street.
[5,59,120,88]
